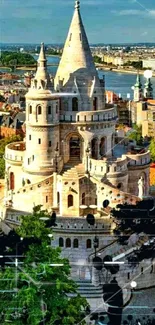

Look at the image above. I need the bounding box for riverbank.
[95,64,155,77]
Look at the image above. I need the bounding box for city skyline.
[1,0,155,44]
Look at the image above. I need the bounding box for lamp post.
[85,146,90,174]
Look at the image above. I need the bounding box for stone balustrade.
[123,150,150,167]
[5,142,26,163]
[88,155,128,177]
[60,106,117,123]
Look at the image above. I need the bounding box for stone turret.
[54,0,105,111]
[24,43,60,179]
[133,73,143,102]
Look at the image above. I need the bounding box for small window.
[48,106,51,114]
[59,237,64,247]
[66,238,71,248]
[29,135,31,140]
[68,195,73,208]
[32,155,34,161]
[38,105,42,115]
[49,141,51,147]
[28,158,30,165]
[86,239,92,249]
[38,138,41,144]
[29,105,32,114]
[56,104,58,114]
[46,196,48,203]
[72,97,78,111]
[73,238,79,248]
[69,33,72,41]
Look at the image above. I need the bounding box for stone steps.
[69,281,103,299]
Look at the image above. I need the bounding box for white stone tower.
[133,73,143,102]
[24,43,60,180]
[54,0,105,112]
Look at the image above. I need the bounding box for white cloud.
[112,9,155,17]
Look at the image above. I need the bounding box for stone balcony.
[60,106,118,124]
[4,142,26,164]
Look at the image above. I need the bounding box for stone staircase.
[62,162,85,179]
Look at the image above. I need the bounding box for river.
[1,54,155,99]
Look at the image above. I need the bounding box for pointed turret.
[31,43,52,90]
[133,72,143,102]
[55,0,105,111]
[144,78,153,100]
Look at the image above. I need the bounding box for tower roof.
[55,0,98,87]
[134,73,142,88]
[34,43,52,89]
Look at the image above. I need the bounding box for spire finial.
[75,0,80,9]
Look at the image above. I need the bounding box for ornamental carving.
[27,126,54,132]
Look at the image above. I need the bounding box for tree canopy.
[0,207,89,324]
[149,139,155,162]
[0,51,36,67]
[127,124,143,145]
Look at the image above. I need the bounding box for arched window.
[82,193,85,205]
[72,97,78,111]
[68,195,73,208]
[10,172,15,190]
[66,238,71,248]
[73,238,79,248]
[38,105,42,115]
[93,97,98,111]
[86,239,92,249]
[59,237,64,247]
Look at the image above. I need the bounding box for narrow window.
[28,158,30,165]
[68,195,73,208]
[72,97,78,111]
[59,237,64,247]
[80,33,82,41]
[49,141,51,147]
[69,33,72,41]
[10,172,15,190]
[56,104,58,114]
[29,135,31,140]
[46,196,48,203]
[38,138,41,144]
[66,238,71,248]
[73,238,79,248]
[29,105,32,114]
[32,155,34,161]
[86,239,92,249]
[38,105,41,115]
[48,106,51,114]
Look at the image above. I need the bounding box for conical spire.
[55,0,98,87]
[34,43,51,89]
[135,73,142,88]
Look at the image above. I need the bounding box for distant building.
[142,59,155,71]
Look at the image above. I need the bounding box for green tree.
[93,55,102,64]
[149,139,155,162]
[0,52,36,67]
[128,124,143,145]
[0,207,89,324]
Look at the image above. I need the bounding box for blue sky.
[1,0,155,44]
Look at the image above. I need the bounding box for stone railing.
[123,150,150,167]
[11,174,53,196]
[60,106,117,123]
[5,142,26,163]
[88,156,128,177]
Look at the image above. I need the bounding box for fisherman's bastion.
[0,0,151,311]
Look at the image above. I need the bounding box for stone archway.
[69,136,81,159]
